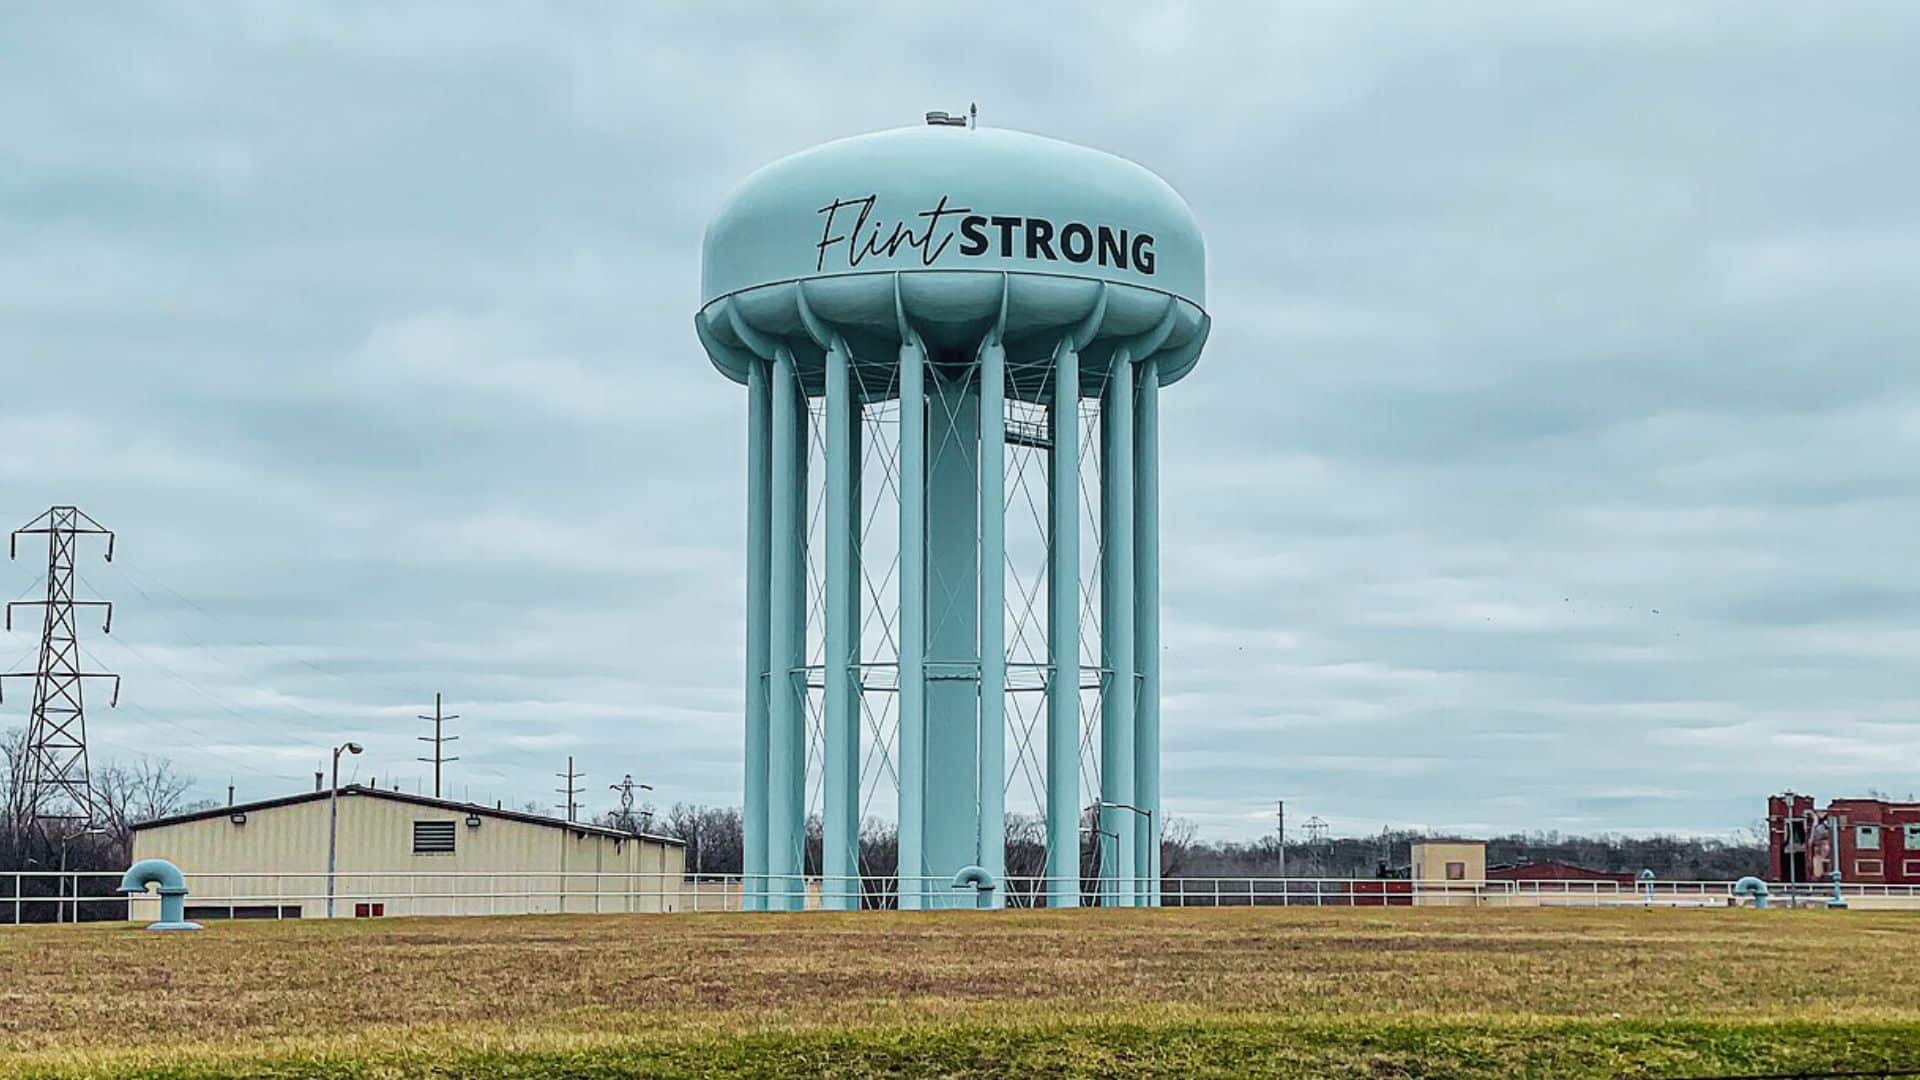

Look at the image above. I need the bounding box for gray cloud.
[2,3,1916,840]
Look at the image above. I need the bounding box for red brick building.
[1768,792,1920,884]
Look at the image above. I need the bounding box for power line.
[79,570,365,745]
[415,692,460,799]
[100,558,369,693]
[96,700,309,786]
[78,635,336,763]
[73,640,329,789]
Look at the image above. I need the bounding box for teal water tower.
[697,115,1209,910]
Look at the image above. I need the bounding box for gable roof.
[132,784,684,845]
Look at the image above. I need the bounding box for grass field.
[4,906,1919,1078]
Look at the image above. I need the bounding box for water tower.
[697,115,1208,910]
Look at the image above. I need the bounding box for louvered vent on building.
[413,820,457,854]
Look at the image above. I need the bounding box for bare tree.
[93,756,201,855]
[592,802,657,835]
[0,727,30,869]
[1159,816,1199,877]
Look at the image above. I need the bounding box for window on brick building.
[1903,825,1920,849]
[1856,824,1880,849]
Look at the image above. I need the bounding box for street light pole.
[1092,799,1157,906]
[326,741,363,919]
[1078,823,1120,908]
[54,825,107,924]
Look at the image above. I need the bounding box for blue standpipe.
[1825,814,1848,909]
[1638,868,1655,903]
[1732,876,1770,910]
[951,866,997,911]
[118,859,201,931]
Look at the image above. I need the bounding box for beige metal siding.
[130,792,684,920]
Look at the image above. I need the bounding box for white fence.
[11,871,1920,923]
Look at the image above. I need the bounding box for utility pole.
[415,692,460,799]
[556,756,583,823]
[609,773,653,834]
[3,507,119,828]
[1276,800,1286,878]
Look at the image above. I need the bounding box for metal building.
[697,118,1210,910]
[129,786,686,919]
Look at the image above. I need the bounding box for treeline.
[1162,827,1766,881]
[643,806,1144,882]
[1,728,215,920]
[640,807,1768,882]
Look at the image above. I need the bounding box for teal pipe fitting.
[1732,876,1769,910]
[951,865,997,910]
[1638,868,1655,903]
[118,858,202,931]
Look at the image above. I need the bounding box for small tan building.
[130,785,686,921]
[1411,840,1486,884]
[1409,840,1486,906]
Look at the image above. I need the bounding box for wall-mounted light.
[229,812,247,825]
[465,814,482,828]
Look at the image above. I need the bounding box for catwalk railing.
[11,872,1920,922]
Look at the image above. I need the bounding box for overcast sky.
[3,5,1916,842]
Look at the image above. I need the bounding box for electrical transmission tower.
[415,692,459,799]
[1303,815,1330,876]
[555,756,582,823]
[609,773,653,834]
[1303,816,1329,845]
[2,508,120,826]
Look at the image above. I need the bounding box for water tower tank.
[698,118,1209,910]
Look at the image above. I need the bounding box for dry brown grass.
[3,906,1918,1076]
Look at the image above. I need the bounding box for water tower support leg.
[1099,349,1137,908]
[1045,341,1082,909]
[1134,357,1161,908]
[897,333,928,910]
[977,338,1007,908]
[846,412,863,898]
[924,373,981,896]
[768,345,809,912]
[824,338,862,911]
[742,357,772,912]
